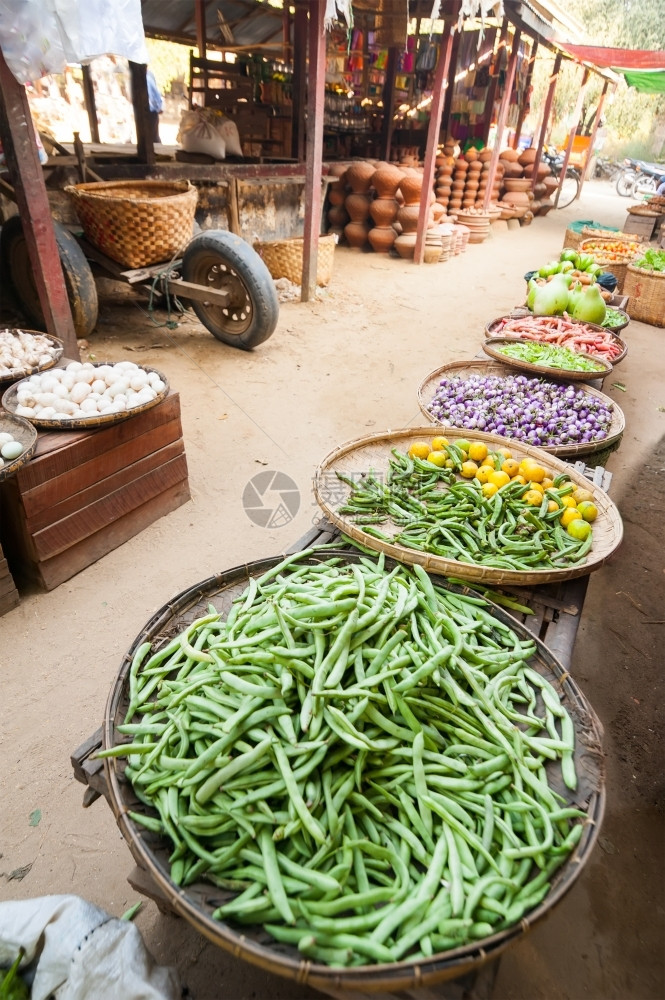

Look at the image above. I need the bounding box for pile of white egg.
[0,431,25,468]
[0,328,60,378]
[13,361,166,421]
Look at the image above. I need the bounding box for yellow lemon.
[547,499,560,513]
[460,460,479,479]
[573,487,594,504]
[480,458,496,470]
[474,466,492,484]
[526,464,547,483]
[526,481,544,495]
[541,477,554,491]
[560,495,578,508]
[567,518,592,541]
[560,507,580,528]
[455,439,471,453]
[409,441,432,459]
[511,474,527,486]
[430,436,449,450]
[501,459,520,478]
[497,447,512,459]
[427,451,447,468]
[522,489,543,506]
[577,501,598,522]
[488,470,511,489]
[468,442,488,462]
[482,482,498,498]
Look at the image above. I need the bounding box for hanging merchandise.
[325,0,354,30]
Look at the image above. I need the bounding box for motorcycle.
[616,157,665,198]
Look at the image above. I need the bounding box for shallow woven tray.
[485,317,627,366]
[0,330,64,385]
[314,427,622,586]
[0,412,38,483]
[102,549,605,993]
[417,360,625,458]
[483,337,613,382]
[2,364,169,430]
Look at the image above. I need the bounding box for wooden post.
[441,22,462,139]
[129,61,155,165]
[414,11,459,265]
[195,0,207,59]
[282,2,291,64]
[379,46,399,161]
[511,39,538,149]
[81,65,100,144]
[553,67,589,208]
[291,1,308,161]
[530,51,562,193]
[481,17,509,148]
[0,50,78,357]
[301,0,326,302]
[482,28,522,211]
[578,79,608,195]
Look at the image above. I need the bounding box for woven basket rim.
[0,410,38,483]
[66,180,196,204]
[314,425,622,586]
[102,549,606,991]
[417,359,625,458]
[253,234,337,250]
[627,261,665,277]
[484,316,627,366]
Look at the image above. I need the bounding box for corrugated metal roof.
[140,0,285,51]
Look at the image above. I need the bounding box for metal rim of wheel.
[616,171,636,197]
[556,173,580,209]
[187,250,254,338]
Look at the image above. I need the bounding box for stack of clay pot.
[435,146,502,216]
[454,207,491,244]
[393,171,437,261]
[326,164,350,237]
[498,147,555,221]
[367,163,404,255]
[519,147,555,217]
[343,161,377,250]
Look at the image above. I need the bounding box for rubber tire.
[616,171,636,197]
[633,175,657,198]
[556,172,580,210]
[0,215,98,339]
[181,230,278,350]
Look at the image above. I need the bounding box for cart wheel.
[181,230,278,350]
[0,216,98,339]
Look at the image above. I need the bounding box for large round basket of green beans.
[100,548,605,993]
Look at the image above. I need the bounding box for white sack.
[0,895,180,1000]
[178,109,227,160]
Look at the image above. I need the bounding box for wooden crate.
[0,539,20,616]
[0,393,190,591]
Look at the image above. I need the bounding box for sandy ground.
[0,179,663,1000]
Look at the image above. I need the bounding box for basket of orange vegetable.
[578,238,642,293]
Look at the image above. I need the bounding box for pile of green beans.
[338,455,593,571]
[493,341,606,373]
[99,551,587,967]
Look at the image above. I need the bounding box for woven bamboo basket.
[0,412,37,483]
[253,234,336,286]
[66,180,198,268]
[623,264,665,327]
[314,426,623,586]
[102,549,605,993]
[417,360,625,459]
[484,316,628,366]
[483,337,613,382]
[579,238,642,294]
[2,364,169,430]
[0,330,64,384]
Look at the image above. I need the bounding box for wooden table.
[70,456,611,999]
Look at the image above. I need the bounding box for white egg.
[97,399,113,413]
[108,380,128,399]
[53,412,73,420]
[27,375,43,389]
[95,365,113,380]
[80,397,99,413]
[70,381,92,405]
[52,383,69,398]
[90,379,106,394]
[60,373,75,390]
[15,405,35,417]
[152,379,165,393]
[56,399,78,416]
[36,406,57,419]
[0,432,15,445]
[110,398,126,412]
[147,371,160,387]
[66,361,83,372]
[40,375,58,393]
[129,372,148,391]
[17,390,34,407]
[35,392,58,408]
[1,441,24,461]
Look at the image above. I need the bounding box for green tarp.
[620,70,665,94]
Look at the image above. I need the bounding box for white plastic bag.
[178,109,227,160]
[0,895,181,1000]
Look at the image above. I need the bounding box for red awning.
[559,45,665,71]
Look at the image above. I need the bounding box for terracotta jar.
[368,225,397,254]
[370,197,398,227]
[431,202,445,223]
[344,220,370,249]
[398,173,423,206]
[327,204,348,228]
[328,186,346,207]
[519,148,537,167]
[424,232,443,263]
[393,232,417,259]
[396,203,420,233]
[346,161,375,194]
[328,163,348,178]
[345,192,372,222]
[371,164,404,199]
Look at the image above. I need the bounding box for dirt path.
[0,180,663,999]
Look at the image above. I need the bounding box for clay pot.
[438,164,454,178]
[499,148,520,162]
[370,197,398,227]
[396,203,420,233]
[502,162,525,178]
[327,204,348,228]
[467,161,482,174]
[533,182,547,199]
[455,158,469,172]
[502,191,530,207]
[371,164,404,199]
[398,173,424,206]
[543,176,559,195]
[368,225,397,254]
[451,180,465,194]
[393,232,417,259]
[328,187,346,207]
[346,161,375,194]
[431,202,445,223]
[465,148,478,163]
[424,234,443,263]
[479,148,492,163]
[327,163,348,178]
[343,220,370,248]
[345,192,371,222]
[503,178,531,192]
[518,147,537,167]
